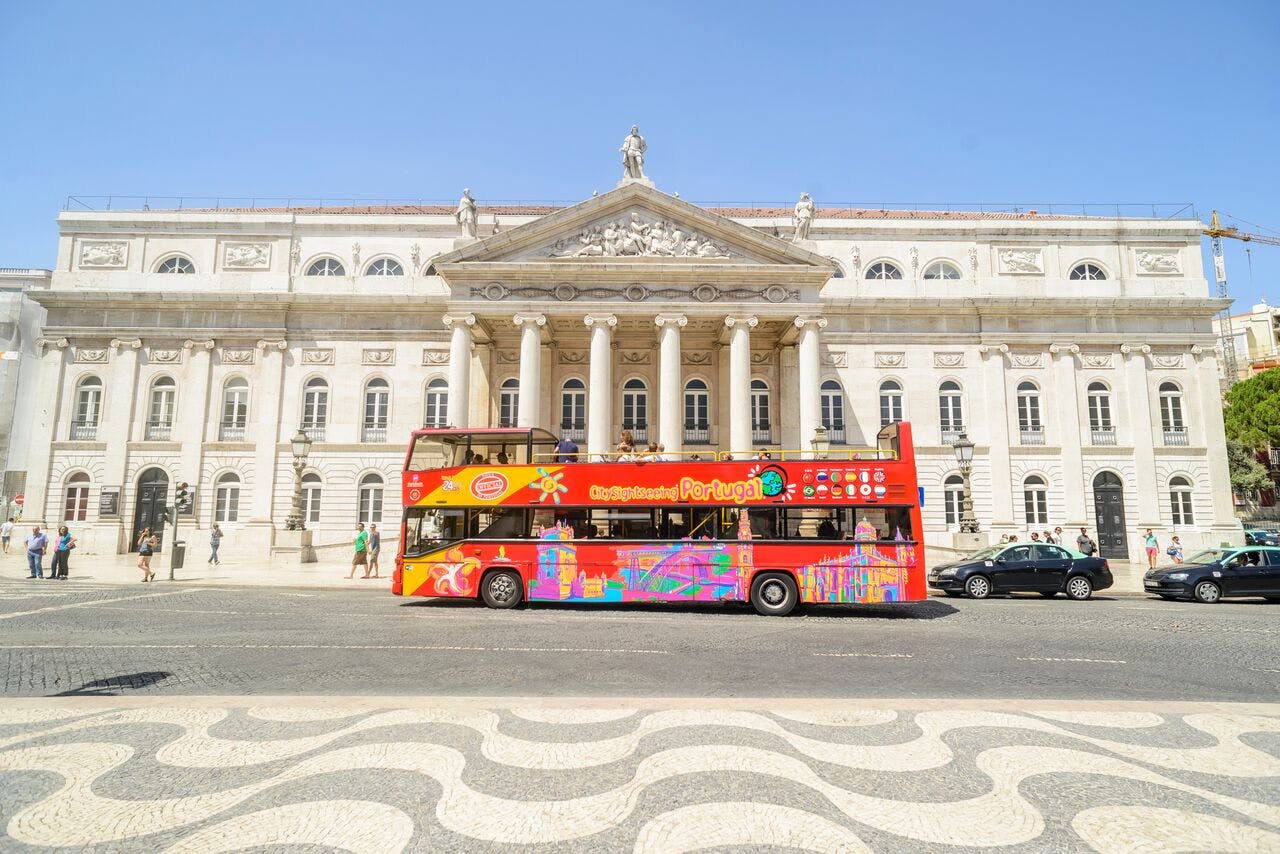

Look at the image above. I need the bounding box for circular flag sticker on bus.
[408,489,421,501]
[471,471,509,500]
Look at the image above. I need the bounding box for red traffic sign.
[12,493,24,506]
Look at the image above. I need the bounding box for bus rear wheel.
[751,572,798,617]
[480,569,523,609]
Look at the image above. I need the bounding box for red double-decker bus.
[392,423,926,615]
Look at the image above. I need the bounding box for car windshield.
[965,546,1004,561]
[1185,549,1229,565]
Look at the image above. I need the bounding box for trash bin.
[171,540,186,570]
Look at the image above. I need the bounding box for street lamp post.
[953,431,979,533]
[811,426,831,460]
[284,426,312,532]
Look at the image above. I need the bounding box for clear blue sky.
[3,0,1278,305]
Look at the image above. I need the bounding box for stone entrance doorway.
[131,467,169,552]
[1092,471,1128,560]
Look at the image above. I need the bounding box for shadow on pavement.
[400,598,959,620]
[54,671,172,697]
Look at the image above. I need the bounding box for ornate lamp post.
[811,426,831,460]
[284,426,312,531]
[953,431,979,533]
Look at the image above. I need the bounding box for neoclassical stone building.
[25,176,1239,558]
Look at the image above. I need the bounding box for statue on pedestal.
[793,192,816,242]
[620,125,647,180]
[455,189,478,239]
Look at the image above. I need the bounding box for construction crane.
[1202,211,1280,387]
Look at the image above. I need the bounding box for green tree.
[1224,367,1280,451]
[1227,439,1275,494]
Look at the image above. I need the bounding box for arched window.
[498,378,519,428]
[922,260,962,280]
[301,472,322,524]
[423,378,448,427]
[938,380,964,442]
[750,379,771,443]
[221,378,249,440]
[358,473,384,525]
[684,379,710,445]
[560,378,586,440]
[820,380,845,443]
[1016,380,1043,444]
[214,472,241,523]
[72,376,103,440]
[1087,381,1114,444]
[1169,476,1194,525]
[879,379,903,428]
[147,377,177,440]
[1023,474,1049,525]
[1069,262,1107,280]
[302,378,329,440]
[1159,382,1186,445]
[622,378,648,440]
[63,472,90,522]
[362,378,390,442]
[156,256,194,274]
[364,258,403,276]
[305,257,345,276]
[943,474,964,529]
[865,261,903,280]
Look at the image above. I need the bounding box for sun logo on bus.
[529,468,569,504]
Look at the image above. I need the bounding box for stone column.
[513,313,546,428]
[249,339,287,530]
[979,344,1015,531]
[179,340,215,517]
[1121,344,1160,532]
[103,337,142,468]
[442,313,474,428]
[1050,344,1088,525]
[655,314,687,453]
[584,314,616,459]
[794,317,826,450]
[1191,344,1239,543]
[725,315,757,454]
[23,337,69,526]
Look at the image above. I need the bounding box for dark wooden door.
[1092,472,1128,560]
[131,468,168,552]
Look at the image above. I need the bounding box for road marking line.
[1017,656,1128,665]
[812,652,914,659]
[0,588,201,621]
[0,643,670,654]
[1251,667,1280,674]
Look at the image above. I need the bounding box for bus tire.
[480,569,523,609]
[750,572,798,617]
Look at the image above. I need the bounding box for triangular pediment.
[431,182,835,269]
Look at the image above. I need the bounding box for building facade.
[24,178,1240,559]
[1214,299,1280,381]
[1,268,51,515]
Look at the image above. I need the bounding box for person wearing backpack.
[1076,527,1097,556]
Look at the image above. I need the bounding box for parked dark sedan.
[928,543,1113,600]
[1144,546,1280,603]
[1244,529,1280,547]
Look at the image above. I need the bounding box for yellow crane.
[1203,211,1280,386]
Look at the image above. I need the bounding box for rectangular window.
[215,487,240,523]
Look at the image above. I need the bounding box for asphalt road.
[1,580,1277,701]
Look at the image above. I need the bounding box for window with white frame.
[358,473,384,525]
[820,380,845,440]
[301,472,322,524]
[879,379,903,427]
[938,380,964,438]
[622,379,648,433]
[73,376,103,438]
[865,261,903,280]
[1087,381,1112,429]
[1169,476,1194,525]
[302,378,329,439]
[221,378,249,439]
[1069,262,1107,280]
[922,260,961,280]
[750,379,771,441]
[423,378,448,427]
[214,473,241,523]
[156,256,195,274]
[560,379,586,436]
[363,378,390,441]
[1017,381,1042,444]
[1159,382,1185,432]
[305,257,345,276]
[63,472,90,522]
[1023,474,1049,525]
[943,474,964,528]
[498,378,519,427]
[364,258,403,276]
[684,379,710,428]
[147,377,176,439]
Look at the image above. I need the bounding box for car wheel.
[1039,591,1057,598]
[1065,576,1093,601]
[1193,580,1221,604]
[751,572,798,616]
[964,575,992,599]
[480,569,523,609]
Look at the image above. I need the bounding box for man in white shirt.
[1,517,13,554]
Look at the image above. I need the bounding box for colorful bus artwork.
[392,423,926,616]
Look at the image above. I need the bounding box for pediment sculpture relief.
[541,212,733,259]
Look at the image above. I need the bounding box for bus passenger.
[817,516,837,539]
[496,451,509,465]
[656,443,670,461]
[555,435,579,462]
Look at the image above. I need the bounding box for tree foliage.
[1227,440,1275,493]
[1223,367,1280,451]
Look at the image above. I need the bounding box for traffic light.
[175,482,192,513]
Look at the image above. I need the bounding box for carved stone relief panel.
[996,248,1044,274]
[223,242,271,269]
[74,347,109,364]
[1009,352,1044,369]
[1150,353,1185,369]
[149,347,183,364]
[1081,352,1114,369]
[750,352,771,366]
[874,352,905,368]
[221,347,255,365]
[423,350,450,365]
[823,353,848,368]
[534,210,736,259]
[362,348,395,366]
[619,351,651,365]
[934,352,965,368]
[1135,249,1181,275]
[79,241,128,268]
[496,351,520,365]
[682,352,712,366]
[557,351,587,365]
[302,348,334,365]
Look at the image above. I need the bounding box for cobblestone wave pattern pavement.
[0,702,1277,851]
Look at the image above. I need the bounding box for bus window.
[744,507,781,540]
[475,507,528,539]
[403,507,465,556]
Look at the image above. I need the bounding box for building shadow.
[53,671,172,696]
[400,598,958,620]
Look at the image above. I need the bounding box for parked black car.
[1244,529,1280,547]
[928,543,1113,600]
[1144,546,1280,603]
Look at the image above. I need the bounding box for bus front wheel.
[751,572,798,617]
[480,569,524,609]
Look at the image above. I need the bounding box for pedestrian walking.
[1053,526,1065,545]
[1143,528,1159,569]
[998,533,1010,544]
[1167,535,1184,564]
[1030,532,1042,543]
[25,525,48,579]
[367,524,381,578]
[1,517,14,554]
[208,523,223,565]
[1076,527,1097,556]
[137,529,157,581]
[347,522,369,579]
[51,525,75,579]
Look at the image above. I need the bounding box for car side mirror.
[995,556,1006,563]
